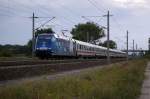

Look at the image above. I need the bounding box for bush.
[0,50,13,57]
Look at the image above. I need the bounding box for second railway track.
[0,59,106,67]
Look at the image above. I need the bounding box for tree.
[35,28,54,37]
[26,40,32,55]
[0,44,29,57]
[71,22,105,42]
[100,40,117,49]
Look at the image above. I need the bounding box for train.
[35,33,126,59]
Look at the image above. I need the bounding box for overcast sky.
[0,0,150,50]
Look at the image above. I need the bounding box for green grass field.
[0,59,147,99]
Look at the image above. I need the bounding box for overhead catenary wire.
[86,0,126,33]
[0,0,77,31]
[82,16,107,29]
[87,0,105,14]
[0,1,33,16]
[92,0,107,11]
[0,3,37,18]
[38,6,77,25]
[35,17,56,30]
[92,0,127,33]
[33,1,79,25]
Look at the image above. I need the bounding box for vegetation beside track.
[0,59,147,99]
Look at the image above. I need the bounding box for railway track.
[0,59,125,81]
[0,59,105,67]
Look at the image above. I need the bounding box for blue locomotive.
[35,33,76,59]
[35,33,126,59]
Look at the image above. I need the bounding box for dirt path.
[139,62,150,99]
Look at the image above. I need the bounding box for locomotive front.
[35,34,56,59]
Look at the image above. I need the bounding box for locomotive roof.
[75,39,106,49]
[38,33,72,41]
[74,39,125,54]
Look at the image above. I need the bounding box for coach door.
[73,41,77,56]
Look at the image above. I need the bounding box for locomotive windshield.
[36,35,56,49]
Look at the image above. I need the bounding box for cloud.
[112,0,148,9]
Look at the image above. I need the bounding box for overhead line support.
[126,30,129,62]
[103,11,113,64]
[32,12,39,58]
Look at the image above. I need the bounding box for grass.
[0,59,147,99]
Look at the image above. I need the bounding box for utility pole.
[126,30,129,62]
[149,38,150,51]
[136,44,138,50]
[32,13,35,58]
[133,40,135,57]
[107,11,110,64]
[103,11,113,64]
[136,44,138,56]
[32,13,39,58]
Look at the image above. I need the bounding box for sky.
[0,0,150,50]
